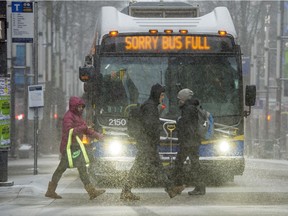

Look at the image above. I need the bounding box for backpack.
[197,106,214,140]
[127,104,143,139]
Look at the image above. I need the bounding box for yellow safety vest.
[66,128,90,168]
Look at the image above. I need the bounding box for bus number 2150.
[108,118,127,126]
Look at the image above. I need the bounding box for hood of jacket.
[69,96,85,116]
[148,83,165,105]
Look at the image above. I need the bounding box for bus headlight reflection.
[218,140,230,153]
[108,140,123,156]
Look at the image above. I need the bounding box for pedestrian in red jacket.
[45,96,105,200]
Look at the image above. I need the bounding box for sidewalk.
[0,154,80,202]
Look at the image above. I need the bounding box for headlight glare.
[218,140,230,153]
[108,140,123,156]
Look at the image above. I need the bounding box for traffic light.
[53,113,58,119]
[267,114,271,122]
[79,66,95,82]
[16,113,24,121]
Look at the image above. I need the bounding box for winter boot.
[45,181,62,199]
[166,185,186,198]
[84,183,106,200]
[188,185,206,196]
[120,189,140,201]
[175,185,186,195]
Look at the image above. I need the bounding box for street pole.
[0,0,10,185]
[7,2,16,159]
[264,4,270,145]
[275,0,283,158]
[33,1,39,175]
[252,35,259,157]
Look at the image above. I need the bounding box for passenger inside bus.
[102,69,138,114]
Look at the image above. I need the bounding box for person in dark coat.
[173,88,206,195]
[120,83,185,201]
[45,96,105,200]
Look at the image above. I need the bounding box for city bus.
[79,1,256,185]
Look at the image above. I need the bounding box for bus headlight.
[217,140,231,154]
[108,140,123,156]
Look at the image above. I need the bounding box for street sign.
[11,2,34,43]
[28,84,44,108]
[27,84,44,119]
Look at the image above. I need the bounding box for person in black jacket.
[173,88,206,195]
[120,83,185,201]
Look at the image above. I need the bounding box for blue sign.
[12,2,33,13]
[11,2,34,43]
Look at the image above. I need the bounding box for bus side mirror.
[245,85,256,106]
[244,85,256,117]
[79,66,95,82]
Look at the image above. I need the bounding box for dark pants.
[173,145,204,187]
[51,152,91,186]
[123,149,173,191]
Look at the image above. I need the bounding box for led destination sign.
[102,35,234,53]
[125,36,210,51]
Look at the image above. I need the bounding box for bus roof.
[123,1,197,8]
[95,6,237,46]
[121,1,199,18]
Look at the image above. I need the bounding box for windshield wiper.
[214,121,240,136]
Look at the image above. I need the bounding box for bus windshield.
[98,55,242,124]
